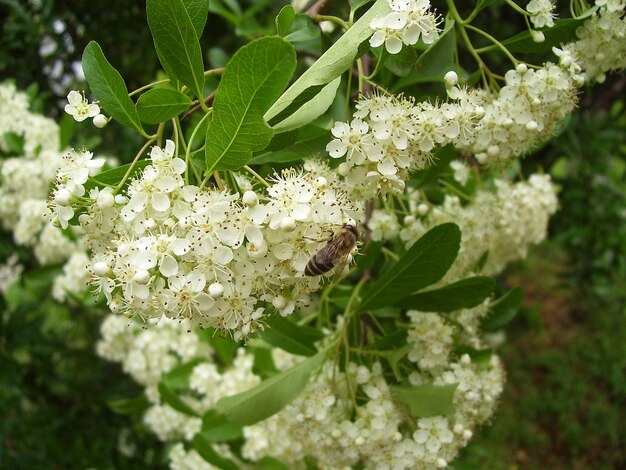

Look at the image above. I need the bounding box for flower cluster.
[327,91,485,198]
[370,0,441,54]
[97,314,253,468]
[400,170,558,283]
[457,59,583,165]
[0,83,89,277]
[570,2,626,83]
[78,141,360,337]
[244,346,504,469]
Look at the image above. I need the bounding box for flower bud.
[208,282,225,298]
[133,270,150,285]
[476,153,489,164]
[463,429,473,440]
[531,30,545,43]
[92,261,110,277]
[242,190,258,206]
[516,63,528,74]
[337,162,350,176]
[453,424,464,434]
[55,188,71,206]
[461,353,471,364]
[93,114,108,128]
[109,299,123,313]
[444,70,458,87]
[354,437,365,446]
[272,295,287,310]
[474,106,486,119]
[526,120,539,131]
[487,145,500,157]
[436,458,447,468]
[115,194,128,204]
[280,216,296,232]
[97,190,115,209]
[417,203,429,216]
[403,215,416,225]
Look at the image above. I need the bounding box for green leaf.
[482,287,524,331]
[271,77,341,132]
[365,329,408,351]
[136,88,192,124]
[278,10,321,49]
[200,410,243,441]
[205,36,296,173]
[265,0,391,121]
[387,343,413,380]
[161,359,204,389]
[475,0,503,13]
[258,456,290,470]
[158,381,198,416]
[384,46,418,77]
[359,223,462,311]
[216,351,326,425]
[183,0,210,38]
[147,0,205,100]
[59,114,76,149]
[398,276,495,312]
[86,161,150,190]
[275,5,295,35]
[350,0,374,11]
[392,384,458,418]
[2,131,24,155]
[82,41,144,134]
[393,22,457,91]
[456,345,493,367]
[107,394,150,415]
[261,316,323,357]
[192,433,239,470]
[249,124,330,164]
[501,18,588,54]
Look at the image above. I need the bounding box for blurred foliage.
[0,240,167,469]
[2,0,625,468]
[458,88,626,469]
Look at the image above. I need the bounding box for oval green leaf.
[359,223,462,311]
[215,350,325,425]
[392,384,458,418]
[482,287,524,331]
[147,0,205,100]
[136,88,192,124]
[265,0,391,122]
[398,276,495,312]
[205,36,296,173]
[82,41,144,134]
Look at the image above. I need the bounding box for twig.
[306,0,333,16]
[181,91,216,121]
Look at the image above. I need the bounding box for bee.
[304,223,359,276]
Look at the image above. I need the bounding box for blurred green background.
[1,0,625,468]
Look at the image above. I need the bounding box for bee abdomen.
[305,257,334,276]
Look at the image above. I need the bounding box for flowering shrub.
[2,0,625,468]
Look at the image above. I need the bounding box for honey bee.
[304,223,359,276]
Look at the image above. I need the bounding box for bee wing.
[330,254,350,284]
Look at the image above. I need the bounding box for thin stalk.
[114,137,155,193]
[185,111,212,184]
[244,165,271,188]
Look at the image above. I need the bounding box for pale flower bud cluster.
[243,350,504,469]
[370,0,441,54]
[0,82,60,156]
[81,141,360,337]
[0,83,90,273]
[569,2,626,83]
[400,168,558,283]
[327,92,485,198]
[461,59,583,164]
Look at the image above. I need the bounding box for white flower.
[527,0,557,28]
[64,90,100,122]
